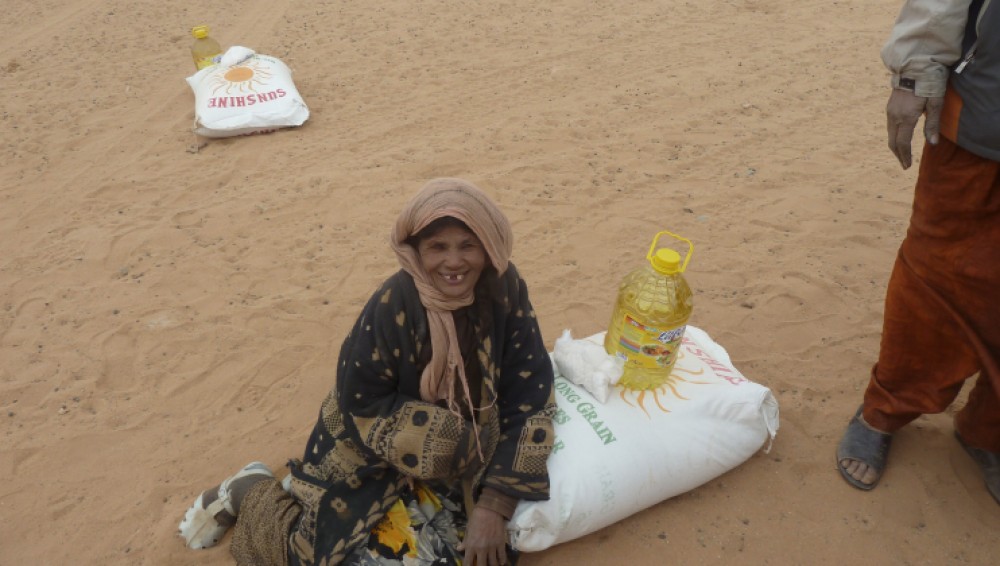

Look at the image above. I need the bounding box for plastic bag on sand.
[552,329,623,403]
[508,326,779,552]
[186,46,309,138]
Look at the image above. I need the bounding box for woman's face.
[417,224,487,299]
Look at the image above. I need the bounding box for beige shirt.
[880,0,990,97]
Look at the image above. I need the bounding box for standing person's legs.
[862,256,980,433]
[919,139,1000,503]
[839,137,1000,488]
[837,248,980,488]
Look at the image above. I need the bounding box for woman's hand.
[458,505,508,566]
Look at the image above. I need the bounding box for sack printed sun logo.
[209,58,273,94]
[202,57,288,110]
[619,347,710,416]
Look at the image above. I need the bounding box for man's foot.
[178,461,274,549]
[836,406,893,490]
[955,432,1000,506]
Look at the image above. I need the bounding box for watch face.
[899,77,916,90]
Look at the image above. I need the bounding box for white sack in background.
[508,326,779,552]
[186,47,309,138]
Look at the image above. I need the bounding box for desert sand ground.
[1,1,998,564]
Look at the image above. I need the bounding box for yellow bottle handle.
[646,230,694,273]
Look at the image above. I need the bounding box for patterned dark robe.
[285,264,556,566]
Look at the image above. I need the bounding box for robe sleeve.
[336,274,482,481]
[480,267,557,502]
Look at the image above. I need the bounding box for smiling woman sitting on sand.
[178,178,556,566]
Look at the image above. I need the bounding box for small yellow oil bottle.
[604,230,694,390]
[190,25,222,70]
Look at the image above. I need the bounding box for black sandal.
[955,431,1000,506]
[836,406,893,490]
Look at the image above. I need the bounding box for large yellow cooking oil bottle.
[604,230,694,390]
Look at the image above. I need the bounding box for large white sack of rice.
[186,47,309,138]
[508,326,778,552]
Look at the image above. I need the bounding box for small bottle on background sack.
[190,25,222,70]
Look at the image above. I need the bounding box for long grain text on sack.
[553,379,618,446]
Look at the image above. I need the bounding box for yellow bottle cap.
[646,230,693,273]
[650,248,681,274]
[192,25,209,39]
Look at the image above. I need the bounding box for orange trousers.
[862,137,1000,452]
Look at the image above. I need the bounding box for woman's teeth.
[443,273,465,282]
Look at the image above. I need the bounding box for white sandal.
[178,461,273,549]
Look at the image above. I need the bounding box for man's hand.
[458,506,508,566]
[886,88,944,170]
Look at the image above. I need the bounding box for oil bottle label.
[195,55,220,70]
[614,313,686,370]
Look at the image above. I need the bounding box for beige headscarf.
[390,178,514,417]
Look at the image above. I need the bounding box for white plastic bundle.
[551,329,623,403]
[508,327,779,552]
[186,46,309,138]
